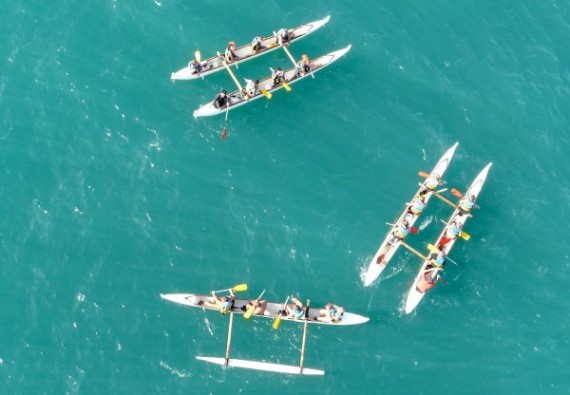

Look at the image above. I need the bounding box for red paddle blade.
[410,227,419,234]
[450,188,463,198]
[221,127,228,140]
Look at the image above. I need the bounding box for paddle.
[195,50,201,62]
[260,89,272,99]
[451,188,463,198]
[299,299,310,374]
[427,244,460,265]
[272,296,290,330]
[418,171,429,178]
[385,222,418,234]
[213,284,248,293]
[440,219,471,240]
[244,290,266,319]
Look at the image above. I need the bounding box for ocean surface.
[1,1,569,394]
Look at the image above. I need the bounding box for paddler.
[295,54,311,76]
[188,59,205,74]
[390,220,411,244]
[213,89,228,109]
[251,36,263,53]
[459,194,479,215]
[244,78,258,97]
[286,296,306,320]
[275,28,290,46]
[316,303,344,323]
[242,297,268,315]
[438,221,463,249]
[407,195,427,215]
[224,41,238,62]
[210,289,235,314]
[271,67,285,86]
[429,249,447,267]
[417,266,442,292]
[420,173,445,196]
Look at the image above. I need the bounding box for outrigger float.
[363,143,459,287]
[192,45,352,117]
[161,288,368,375]
[171,16,331,81]
[404,162,493,314]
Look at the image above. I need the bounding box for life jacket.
[446,223,461,238]
[273,72,283,85]
[425,176,439,190]
[214,94,227,109]
[395,226,410,239]
[411,200,426,214]
[221,299,233,314]
[460,199,475,211]
[189,61,201,73]
[434,253,446,266]
[251,37,261,51]
[329,306,343,322]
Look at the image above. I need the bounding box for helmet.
[402,220,409,227]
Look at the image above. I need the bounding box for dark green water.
[1,1,569,394]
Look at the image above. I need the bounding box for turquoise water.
[1,1,569,394]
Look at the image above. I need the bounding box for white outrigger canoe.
[404,162,493,314]
[160,293,369,326]
[362,143,459,287]
[162,291,368,375]
[171,16,331,81]
[192,45,352,118]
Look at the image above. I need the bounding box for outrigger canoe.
[404,162,493,314]
[160,293,369,326]
[192,45,352,118]
[171,16,331,81]
[362,143,459,287]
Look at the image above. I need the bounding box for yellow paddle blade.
[427,244,439,253]
[232,284,248,292]
[244,305,255,319]
[418,171,429,178]
[194,50,201,62]
[282,81,291,92]
[460,231,471,240]
[261,89,272,99]
[272,315,282,330]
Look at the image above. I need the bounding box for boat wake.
[159,361,192,378]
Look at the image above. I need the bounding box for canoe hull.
[363,142,459,286]
[171,16,331,81]
[160,293,369,326]
[404,162,493,314]
[192,45,352,117]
